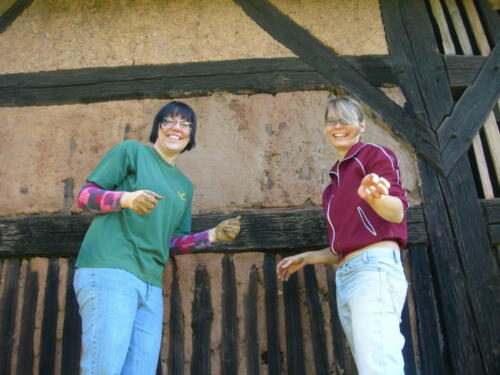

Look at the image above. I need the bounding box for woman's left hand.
[357,173,390,202]
[211,216,241,242]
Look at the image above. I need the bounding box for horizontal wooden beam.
[0,205,427,257]
[0,55,484,108]
[0,57,396,107]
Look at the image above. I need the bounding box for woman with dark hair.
[74,101,241,375]
[277,96,408,375]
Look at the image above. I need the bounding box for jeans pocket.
[386,268,408,316]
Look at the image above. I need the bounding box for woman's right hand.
[276,254,307,282]
[120,190,164,215]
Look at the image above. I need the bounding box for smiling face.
[325,108,366,159]
[155,115,192,158]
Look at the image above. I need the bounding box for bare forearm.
[304,248,340,265]
[367,195,404,223]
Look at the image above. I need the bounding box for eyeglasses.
[325,119,352,127]
[161,117,193,130]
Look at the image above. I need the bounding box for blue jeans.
[336,248,408,375]
[74,268,163,375]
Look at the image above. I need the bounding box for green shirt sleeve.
[87,141,137,190]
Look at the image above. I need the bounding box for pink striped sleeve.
[169,230,212,256]
[77,182,124,213]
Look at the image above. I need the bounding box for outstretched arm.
[78,182,163,215]
[276,248,339,282]
[169,216,241,256]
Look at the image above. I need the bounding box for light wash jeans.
[336,248,408,375]
[74,268,163,375]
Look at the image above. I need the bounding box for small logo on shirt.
[178,192,187,201]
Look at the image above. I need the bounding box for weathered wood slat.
[0,205,428,256]
[221,255,238,375]
[167,259,184,375]
[439,42,500,175]
[408,245,449,375]
[15,264,38,375]
[0,258,20,375]
[233,0,441,169]
[282,271,305,375]
[244,265,260,375]
[303,266,329,375]
[39,259,59,375]
[190,264,213,375]
[0,0,32,33]
[401,301,417,375]
[325,265,355,374]
[61,258,81,375]
[263,253,282,374]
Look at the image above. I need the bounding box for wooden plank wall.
[0,200,499,375]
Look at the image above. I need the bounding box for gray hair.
[325,96,364,127]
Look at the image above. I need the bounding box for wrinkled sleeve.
[365,146,409,210]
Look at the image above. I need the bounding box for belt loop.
[393,249,399,264]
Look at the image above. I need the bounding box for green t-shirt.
[76,140,193,287]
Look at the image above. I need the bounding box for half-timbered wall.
[0,1,499,374]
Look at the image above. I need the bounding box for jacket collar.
[329,141,365,175]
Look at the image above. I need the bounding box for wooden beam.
[408,246,449,374]
[244,266,260,375]
[0,56,485,109]
[445,55,489,85]
[221,255,238,374]
[0,57,394,107]
[190,264,213,375]
[232,0,441,169]
[263,254,282,374]
[167,259,184,375]
[381,0,499,373]
[0,206,427,257]
[0,0,32,33]
[380,0,455,130]
[474,0,500,44]
[438,42,500,175]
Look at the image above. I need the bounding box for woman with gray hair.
[277,96,409,374]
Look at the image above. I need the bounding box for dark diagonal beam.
[0,0,33,33]
[438,41,500,175]
[233,0,441,169]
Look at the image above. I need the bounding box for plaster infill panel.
[0,0,388,75]
[270,0,388,55]
[0,91,420,216]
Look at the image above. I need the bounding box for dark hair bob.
[149,101,197,153]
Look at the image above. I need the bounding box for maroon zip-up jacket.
[322,142,408,259]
